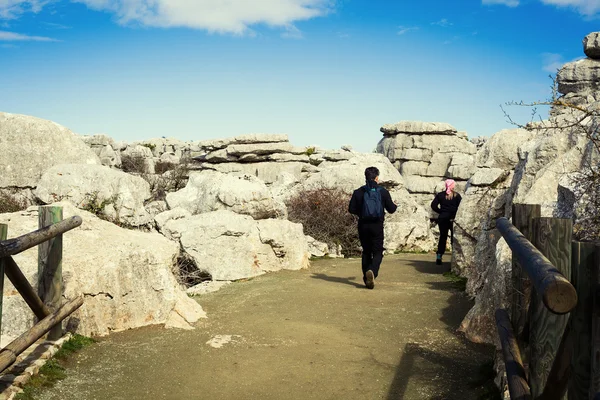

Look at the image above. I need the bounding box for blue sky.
[0,0,598,151]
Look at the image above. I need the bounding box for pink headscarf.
[445,179,456,195]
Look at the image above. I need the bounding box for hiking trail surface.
[38,254,495,400]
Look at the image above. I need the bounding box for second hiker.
[430,179,462,265]
[348,167,398,290]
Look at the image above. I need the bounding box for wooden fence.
[495,204,600,400]
[0,206,84,373]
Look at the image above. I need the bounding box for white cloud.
[73,0,334,34]
[397,25,418,35]
[431,18,452,27]
[0,0,48,19]
[482,0,520,6]
[0,30,56,40]
[540,0,600,16]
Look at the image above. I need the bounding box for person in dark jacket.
[348,167,398,289]
[430,179,462,265]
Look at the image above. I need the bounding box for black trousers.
[358,222,384,280]
[437,219,454,256]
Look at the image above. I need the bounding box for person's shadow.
[310,273,365,288]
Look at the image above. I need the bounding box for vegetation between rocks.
[121,153,147,174]
[15,334,96,400]
[287,186,360,257]
[0,191,28,214]
[443,271,468,291]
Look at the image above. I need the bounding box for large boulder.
[475,128,535,170]
[584,32,600,59]
[164,210,310,281]
[458,238,512,345]
[558,58,600,96]
[0,203,206,346]
[166,170,287,220]
[300,153,404,192]
[34,164,153,227]
[0,112,100,189]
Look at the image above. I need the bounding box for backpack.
[361,186,384,221]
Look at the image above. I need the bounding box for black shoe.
[365,270,375,289]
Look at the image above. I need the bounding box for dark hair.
[365,167,379,182]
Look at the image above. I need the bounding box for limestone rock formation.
[376,121,477,206]
[0,112,100,189]
[165,170,287,220]
[34,164,153,227]
[164,210,310,281]
[0,203,205,346]
[584,32,600,59]
[456,32,598,346]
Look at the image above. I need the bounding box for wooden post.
[38,206,63,341]
[0,295,83,373]
[0,224,6,345]
[529,217,572,398]
[511,204,541,363]
[496,308,532,400]
[568,242,596,400]
[590,245,600,398]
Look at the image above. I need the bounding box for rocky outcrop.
[376,121,476,210]
[34,164,153,227]
[0,203,205,346]
[456,32,598,346]
[164,210,310,281]
[81,134,122,168]
[556,33,600,109]
[0,113,100,189]
[165,170,287,220]
[584,32,600,59]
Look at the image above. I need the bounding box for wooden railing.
[0,206,84,372]
[495,204,600,400]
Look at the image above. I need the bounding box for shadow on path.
[310,273,365,288]
[386,255,495,399]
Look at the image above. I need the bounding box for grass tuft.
[443,271,468,291]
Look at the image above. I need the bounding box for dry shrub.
[172,252,211,287]
[155,160,176,175]
[121,153,147,174]
[0,191,28,214]
[142,157,191,201]
[287,186,360,256]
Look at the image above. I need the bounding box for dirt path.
[38,254,494,400]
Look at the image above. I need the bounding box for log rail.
[0,209,84,373]
[495,210,600,400]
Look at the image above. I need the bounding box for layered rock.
[376,121,477,209]
[0,113,100,189]
[456,33,598,346]
[81,134,122,168]
[555,32,600,110]
[163,210,310,281]
[34,164,153,227]
[165,170,287,220]
[0,203,205,346]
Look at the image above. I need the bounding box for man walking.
[348,167,397,289]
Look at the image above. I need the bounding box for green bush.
[287,186,360,257]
